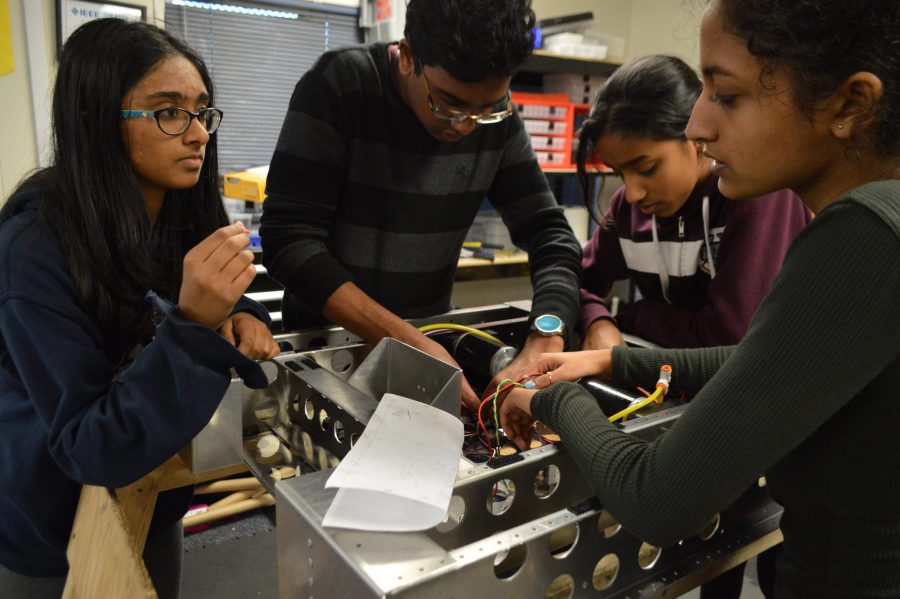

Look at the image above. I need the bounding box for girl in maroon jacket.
[576,55,811,351]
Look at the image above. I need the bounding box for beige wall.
[532,0,704,66]
[0,0,163,202]
[532,0,632,49]
[627,0,703,65]
[0,0,38,200]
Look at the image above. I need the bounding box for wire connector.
[655,364,672,401]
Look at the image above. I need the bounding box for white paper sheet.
[322,393,464,531]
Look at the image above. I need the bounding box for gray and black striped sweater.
[261,43,582,330]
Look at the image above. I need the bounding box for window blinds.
[165,1,362,174]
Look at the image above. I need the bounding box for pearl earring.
[836,123,845,130]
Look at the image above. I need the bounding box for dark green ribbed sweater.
[532,181,900,598]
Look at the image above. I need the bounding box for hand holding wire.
[499,387,537,451]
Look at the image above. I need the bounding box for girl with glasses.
[0,18,278,598]
[501,1,900,597]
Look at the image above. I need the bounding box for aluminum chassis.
[236,302,782,598]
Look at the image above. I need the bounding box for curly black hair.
[404,0,536,82]
[718,0,900,156]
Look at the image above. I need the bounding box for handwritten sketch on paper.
[323,393,464,531]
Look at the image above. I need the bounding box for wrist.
[523,332,564,354]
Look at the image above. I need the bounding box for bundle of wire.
[478,364,673,456]
[478,372,545,458]
[417,323,504,345]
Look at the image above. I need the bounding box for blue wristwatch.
[531,314,565,337]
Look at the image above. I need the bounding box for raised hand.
[178,223,256,329]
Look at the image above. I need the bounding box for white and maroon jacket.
[580,175,811,347]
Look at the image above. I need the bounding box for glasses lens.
[201,109,222,134]
[157,108,190,135]
[475,114,506,124]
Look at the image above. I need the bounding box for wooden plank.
[115,457,182,554]
[63,485,157,599]
[158,452,248,492]
[64,450,253,596]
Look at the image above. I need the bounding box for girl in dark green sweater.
[501,1,900,597]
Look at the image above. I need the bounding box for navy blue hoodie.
[0,188,270,576]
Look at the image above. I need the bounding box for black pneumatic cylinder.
[432,331,518,390]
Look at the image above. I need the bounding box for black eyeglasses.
[419,66,512,125]
[120,107,223,135]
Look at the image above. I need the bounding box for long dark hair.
[719,0,900,157]
[6,19,226,340]
[575,55,702,220]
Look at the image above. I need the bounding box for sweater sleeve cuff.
[230,295,272,327]
[610,345,631,389]
[530,387,553,425]
[146,291,271,389]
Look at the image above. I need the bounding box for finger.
[533,371,553,389]
[502,413,530,451]
[191,223,249,263]
[461,377,480,412]
[206,236,253,276]
[222,262,257,300]
[510,427,529,451]
[234,317,278,360]
[219,318,237,346]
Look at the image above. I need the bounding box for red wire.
[476,372,548,454]
[477,395,492,455]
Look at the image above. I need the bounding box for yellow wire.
[418,323,504,345]
[608,385,664,423]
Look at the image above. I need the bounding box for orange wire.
[476,372,547,455]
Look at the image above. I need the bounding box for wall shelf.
[521,49,622,77]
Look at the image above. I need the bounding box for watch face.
[535,314,562,333]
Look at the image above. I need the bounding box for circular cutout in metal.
[486,479,516,516]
